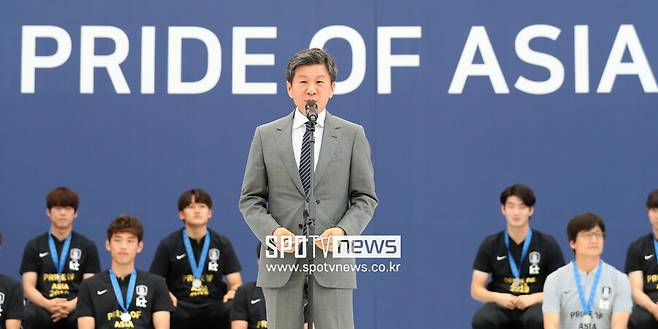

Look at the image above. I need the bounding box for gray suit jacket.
[239,110,378,289]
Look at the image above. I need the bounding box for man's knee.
[519,304,543,329]
[629,305,658,329]
[472,303,508,329]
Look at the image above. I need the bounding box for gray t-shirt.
[543,261,632,329]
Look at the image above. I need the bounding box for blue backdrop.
[2,0,658,327]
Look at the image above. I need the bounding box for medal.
[109,269,137,323]
[512,278,522,287]
[120,312,132,322]
[48,232,72,276]
[504,230,533,290]
[182,229,211,289]
[573,261,602,328]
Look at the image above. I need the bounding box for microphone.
[305,101,318,124]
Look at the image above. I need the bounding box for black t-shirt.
[20,231,100,300]
[0,273,24,327]
[473,229,565,295]
[149,228,242,309]
[625,233,658,301]
[76,269,174,329]
[230,281,267,329]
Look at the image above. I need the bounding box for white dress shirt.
[292,108,325,170]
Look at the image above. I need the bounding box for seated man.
[150,188,242,329]
[625,189,658,328]
[230,243,267,329]
[20,187,100,329]
[543,212,632,329]
[76,215,174,329]
[471,184,565,329]
[1,231,24,329]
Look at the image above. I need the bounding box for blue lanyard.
[504,229,532,279]
[653,237,658,263]
[109,269,137,314]
[572,261,603,317]
[182,229,210,280]
[48,232,72,274]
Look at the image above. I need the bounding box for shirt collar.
[293,108,326,129]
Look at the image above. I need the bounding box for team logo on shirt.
[0,292,5,314]
[528,251,541,275]
[599,286,612,310]
[69,248,82,271]
[136,285,148,308]
[208,248,220,272]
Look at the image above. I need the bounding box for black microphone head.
[305,101,318,123]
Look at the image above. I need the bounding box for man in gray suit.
[239,48,378,329]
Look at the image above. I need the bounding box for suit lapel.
[314,112,340,187]
[275,111,305,195]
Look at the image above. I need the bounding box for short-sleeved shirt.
[543,261,632,329]
[0,273,24,325]
[230,281,267,329]
[20,231,100,300]
[625,233,658,301]
[75,269,174,329]
[473,229,565,295]
[149,228,242,309]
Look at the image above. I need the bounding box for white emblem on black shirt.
[97,289,108,295]
[250,298,261,304]
[176,254,186,260]
[529,251,541,275]
[0,292,5,313]
[39,252,49,258]
[69,248,81,271]
[645,254,654,260]
[496,255,506,261]
[208,248,220,272]
[136,285,148,308]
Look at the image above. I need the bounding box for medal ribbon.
[48,232,72,274]
[504,229,533,280]
[182,229,210,281]
[572,261,602,318]
[109,269,137,315]
[653,236,658,264]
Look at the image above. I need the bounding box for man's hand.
[48,298,69,322]
[223,289,236,303]
[272,227,297,253]
[515,294,537,310]
[315,227,346,251]
[650,302,658,320]
[494,293,518,310]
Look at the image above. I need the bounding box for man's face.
[46,206,77,230]
[286,64,335,115]
[179,199,212,227]
[106,232,143,266]
[569,226,605,258]
[648,208,658,230]
[501,195,533,229]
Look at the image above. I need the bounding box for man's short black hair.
[500,184,536,208]
[47,186,79,211]
[286,48,338,83]
[567,212,606,244]
[107,215,144,242]
[178,188,213,211]
[647,189,658,209]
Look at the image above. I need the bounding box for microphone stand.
[304,107,318,329]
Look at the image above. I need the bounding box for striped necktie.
[299,121,313,196]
